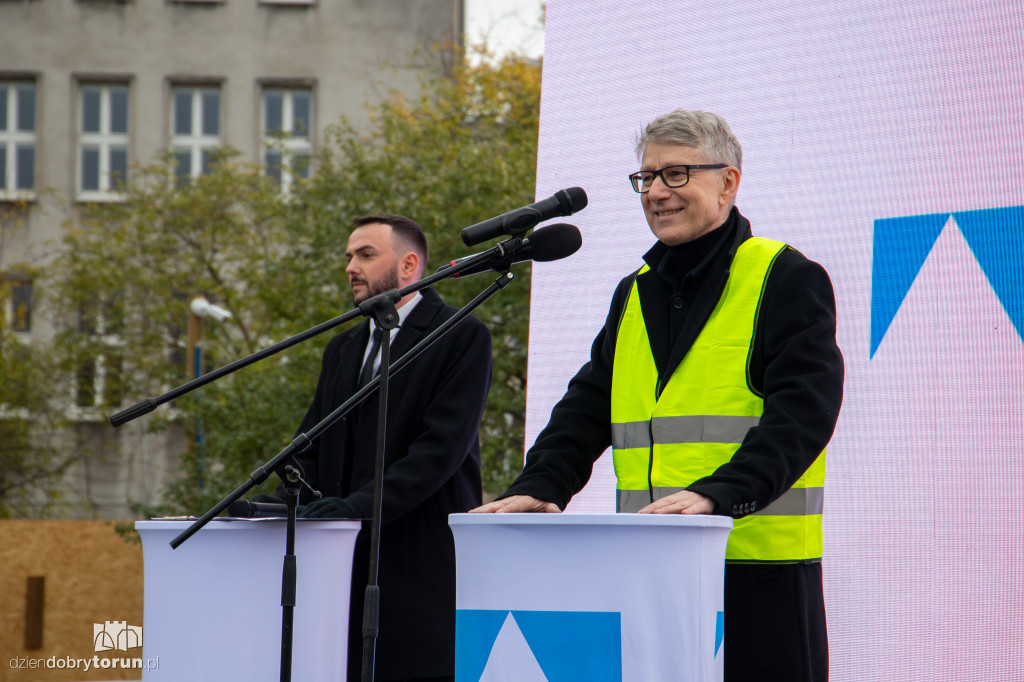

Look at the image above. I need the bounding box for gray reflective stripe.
[651,486,824,516]
[611,421,652,449]
[753,487,824,516]
[654,415,760,444]
[653,487,685,499]
[612,415,760,449]
[616,489,651,513]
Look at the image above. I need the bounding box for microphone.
[460,187,588,246]
[440,223,582,278]
[227,499,299,518]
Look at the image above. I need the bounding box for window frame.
[0,78,38,201]
[169,82,223,182]
[260,82,315,194]
[71,298,125,414]
[75,79,132,202]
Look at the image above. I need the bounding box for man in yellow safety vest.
[473,109,844,681]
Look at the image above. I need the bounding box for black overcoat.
[289,287,492,681]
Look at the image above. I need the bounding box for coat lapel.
[390,289,443,362]
[338,321,371,401]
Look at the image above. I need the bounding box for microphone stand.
[278,463,316,682]
[182,272,513,682]
[117,251,519,682]
[280,477,298,682]
[162,271,514,549]
[357,290,398,682]
[351,268,513,681]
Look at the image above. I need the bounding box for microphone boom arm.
[168,269,516,550]
[109,234,527,427]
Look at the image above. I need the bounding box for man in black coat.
[282,213,492,682]
[473,110,843,681]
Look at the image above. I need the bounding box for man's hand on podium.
[637,490,713,515]
[300,496,360,519]
[470,495,560,514]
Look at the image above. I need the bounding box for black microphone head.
[226,499,256,517]
[526,223,582,262]
[556,187,589,215]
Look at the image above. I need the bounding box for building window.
[171,85,221,182]
[0,81,36,199]
[77,83,130,199]
[262,87,312,193]
[75,354,125,410]
[74,298,124,409]
[2,277,32,333]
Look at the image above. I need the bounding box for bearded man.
[284,213,492,682]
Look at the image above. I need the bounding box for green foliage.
[0,274,73,517]
[43,45,541,515]
[279,47,542,493]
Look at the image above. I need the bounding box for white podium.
[449,513,733,682]
[136,518,360,682]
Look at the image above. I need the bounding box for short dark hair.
[352,213,429,266]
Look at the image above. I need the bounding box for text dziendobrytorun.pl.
[9,655,159,671]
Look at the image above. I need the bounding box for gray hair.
[635,110,742,172]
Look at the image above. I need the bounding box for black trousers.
[723,562,828,682]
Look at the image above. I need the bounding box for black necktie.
[358,328,384,387]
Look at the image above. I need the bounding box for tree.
[41,45,541,516]
[0,270,76,517]
[278,45,542,493]
[44,150,312,514]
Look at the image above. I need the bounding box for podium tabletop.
[136,518,362,531]
[449,512,733,529]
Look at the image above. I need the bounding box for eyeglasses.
[628,164,728,193]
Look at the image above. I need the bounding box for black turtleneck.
[654,210,736,353]
[657,210,736,290]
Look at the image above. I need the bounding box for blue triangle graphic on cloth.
[512,610,622,682]
[456,610,514,681]
[716,610,725,657]
[870,211,949,357]
[952,205,1024,343]
[870,205,1024,357]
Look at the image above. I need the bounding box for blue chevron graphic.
[456,609,622,681]
[870,205,1024,357]
[716,610,725,657]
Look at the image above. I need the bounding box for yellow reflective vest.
[610,237,825,562]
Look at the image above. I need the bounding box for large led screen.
[526,2,1024,679]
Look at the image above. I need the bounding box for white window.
[77,83,130,199]
[0,82,36,199]
[73,299,124,411]
[262,87,313,193]
[171,86,221,182]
